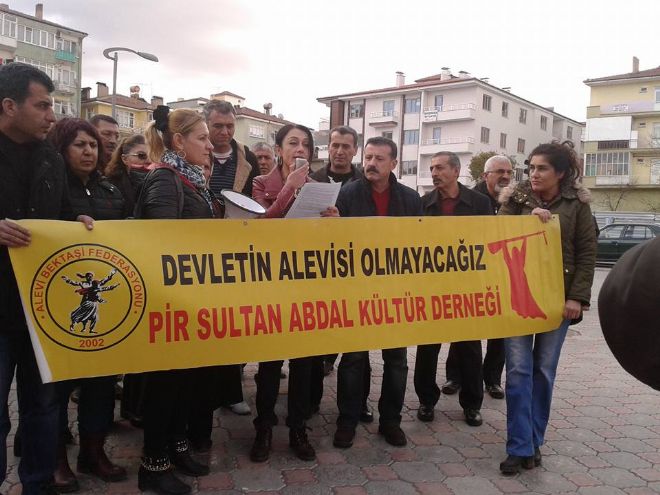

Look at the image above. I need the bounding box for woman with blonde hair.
[136,106,215,495]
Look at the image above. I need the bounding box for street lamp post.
[102,47,159,121]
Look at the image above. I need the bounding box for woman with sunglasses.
[497,141,596,475]
[105,134,152,213]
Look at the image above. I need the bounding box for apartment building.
[81,82,159,136]
[168,91,292,148]
[583,57,660,211]
[318,70,583,194]
[0,3,86,117]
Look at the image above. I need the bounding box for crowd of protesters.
[0,62,596,495]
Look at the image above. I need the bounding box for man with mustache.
[442,155,513,401]
[333,137,422,449]
[89,115,119,172]
[415,151,492,427]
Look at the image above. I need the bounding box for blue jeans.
[0,327,58,494]
[504,319,570,456]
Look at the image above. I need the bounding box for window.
[19,25,35,44]
[434,94,444,109]
[349,102,363,118]
[601,225,625,240]
[381,131,393,140]
[15,57,55,80]
[540,115,547,130]
[248,125,265,138]
[567,126,573,140]
[382,100,395,116]
[584,152,630,176]
[116,110,135,129]
[1,14,16,38]
[404,96,420,114]
[57,67,76,86]
[480,127,490,144]
[54,100,72,116]
[519,108,527,124]
[598,140,629,150]
[56,38,77,55]
[500,133,507,149]
[517,138,525,153]
[655,88,660,104]
[640,87,648,94]
[501,101,509,118]
[403,130,419,145]
[639,122,646,128]
[482,94,492,111]
[432,127,441,142]
[401,160,418,175]
[627,225,655,240]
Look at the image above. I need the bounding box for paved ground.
[3,266,660,494]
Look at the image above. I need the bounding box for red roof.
[585,66,660,84]
[236,106,292,125]
[82,94,154,111]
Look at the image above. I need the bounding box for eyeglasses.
[488,169,513,175]
[124,152,149,160]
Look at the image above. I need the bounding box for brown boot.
[53,441,79,493]
[77,432,127,482]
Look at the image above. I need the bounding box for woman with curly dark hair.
[497,141,596,474]
[48,118,129,492]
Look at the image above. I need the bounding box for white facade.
[319,73,584,194]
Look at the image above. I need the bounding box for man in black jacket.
[333,137,422,449]
[463,155,513,400]
[310,125,362,186]
[414,151,492,428]
[0,63,92,495]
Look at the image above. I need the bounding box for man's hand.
[77,215,94,231]
[0,219,31,247]
[531,208,552,223]
[320,206,339,217]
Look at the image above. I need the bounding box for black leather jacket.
[67,170,129,220]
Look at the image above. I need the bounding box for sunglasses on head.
[125,152,149,160]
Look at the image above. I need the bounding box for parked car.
[597,223,660,264]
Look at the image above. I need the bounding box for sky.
[8,0,660,129]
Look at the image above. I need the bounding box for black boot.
[499,454,535,475]
[289,427,315,461]
[138,456,190,495]
[77,432,127,482]
[52,440,79,493]
[249,427,272,462]
[170,439,209,477]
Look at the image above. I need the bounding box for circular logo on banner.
[29,244,147,352]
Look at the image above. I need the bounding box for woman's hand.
[531,207,552,223]
[563,299,582,320]
[76,215,95,231]
[321,206,339,217]
[285,164,309,190]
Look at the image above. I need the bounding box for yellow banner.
[9,216,564,382]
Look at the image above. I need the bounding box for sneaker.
[378,424,407,446]
[485,384,505,399]
[333,426,355,448]
[499,454,534,475]
[249,427,272,463]
[229,401,251,415]
[289,427,316,461]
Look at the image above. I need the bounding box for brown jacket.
[498,180,597,305]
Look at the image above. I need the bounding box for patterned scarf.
[161,149,214,213]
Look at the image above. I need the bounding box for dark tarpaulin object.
[598,237,660,391]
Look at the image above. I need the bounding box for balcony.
[422,103,476,123]
[600,101,659,115]
[55,50,76,63]
[368,110,398,127]
[420,136,475,155]
[595,175,630,186]
[54,82,76,95]
[0,34,17,52]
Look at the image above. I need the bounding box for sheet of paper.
[285,182,341,218]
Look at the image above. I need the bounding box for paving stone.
[518,470,578,494]
[566,472,602,487]
[362,465,398,481]
[589,468,646,489]
[599,452,651,470]
[364,480,419,495]
[231,465,284,492]
[607,438,655,454]
[577,487,627,495]
[390,461,444,483]
[631,468,660,482]
[550,440,597,457]
[413,481,454,494]
[314,464,366,487]
[444,476,501,495]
